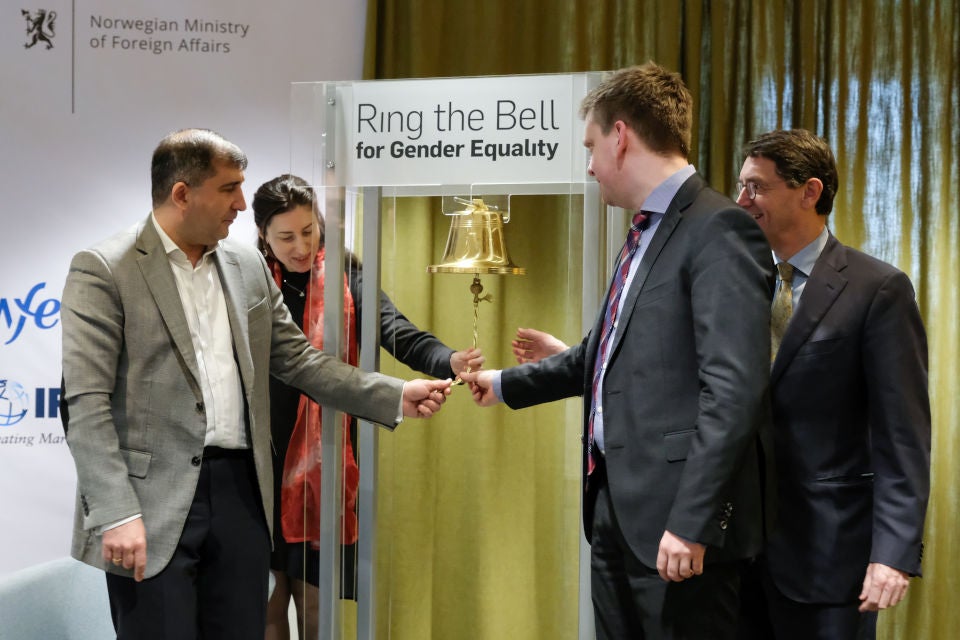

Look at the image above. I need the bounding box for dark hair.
[251,174,325,254]
[742,129,839,216]
[579,62,693,158]
[150,129,247,207]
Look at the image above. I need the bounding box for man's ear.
[802,178,824,210]
[613,120,628,151]
[170,181,190,210]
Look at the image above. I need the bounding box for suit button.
[719,519,728,530]
[191,455,202,466]
[195,402,204,413]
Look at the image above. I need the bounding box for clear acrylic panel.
[288,72,607,640]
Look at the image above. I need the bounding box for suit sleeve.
[345,262,455,379]
[666,208,772,545]
[378,291,455,379]
[862,271,931,575]
[60,250,142,530]
[352,260,459,381]
[501,335,587,408]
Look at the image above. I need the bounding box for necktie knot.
[622,212,650,258]
[631,211,650,231]
[777,262,794,284]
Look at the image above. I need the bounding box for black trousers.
[106,448,271,640]
[590,466,740,640]
[738,557,878,640]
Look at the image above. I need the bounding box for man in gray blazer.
[60,128,452,640]
[462,64,773,639]
[735,129,930,639]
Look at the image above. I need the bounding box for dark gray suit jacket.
[765,234,930,603]
[61,216,405,579]
[502,173,774,568]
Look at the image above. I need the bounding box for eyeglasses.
[735,180,761,200]
[735,179,786,201]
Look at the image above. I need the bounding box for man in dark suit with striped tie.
[462,63,774,639]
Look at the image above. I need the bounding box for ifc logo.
[0,379,30,426]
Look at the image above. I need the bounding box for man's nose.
[734,187,751,207]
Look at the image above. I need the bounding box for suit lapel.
[136,218,203,386]
[214,246,255,395]
[771,234,848,383]
[607,174,699,359]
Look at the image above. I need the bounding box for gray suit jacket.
[502,173,775,568]
[60,216,403,579]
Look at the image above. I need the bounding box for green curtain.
[372,193,585,640]
[362,2,960,638]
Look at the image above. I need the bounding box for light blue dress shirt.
[775,225,829,308]
[592,164,695,454]
[493,164,697,456]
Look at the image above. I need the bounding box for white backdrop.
[0,0,366,576]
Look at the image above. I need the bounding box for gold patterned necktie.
[770,262,795,362]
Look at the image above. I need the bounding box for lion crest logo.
[22,8,57,50]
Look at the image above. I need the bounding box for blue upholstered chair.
[0,557,113,639]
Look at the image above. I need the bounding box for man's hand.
[458,369,501,407]
[402,378,453,417]
[102,517,147,582]
[450,347,485,377]
[512,327,568,364]
[859,562,910,612]
[656,530,705,582]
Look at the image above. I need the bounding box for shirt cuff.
[492,370,504,403]
[97,513,142,535]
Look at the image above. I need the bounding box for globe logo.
[0,379,30,426]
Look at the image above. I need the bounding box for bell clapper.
[454,275,492,385]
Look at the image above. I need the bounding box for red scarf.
[270,249,360,546]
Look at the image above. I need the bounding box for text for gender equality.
[354,99,563,162]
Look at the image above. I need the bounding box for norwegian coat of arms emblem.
[22,9,57,50]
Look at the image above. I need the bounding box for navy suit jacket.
[502,173,775,568]
[765,233,930,603]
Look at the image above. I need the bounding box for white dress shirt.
[152,214,247,449]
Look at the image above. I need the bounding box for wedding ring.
[112,557,122,564]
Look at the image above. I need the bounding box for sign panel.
[335,74,594,187]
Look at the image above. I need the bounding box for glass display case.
[286,72,631,640]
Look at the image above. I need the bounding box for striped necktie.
[587,211,649,475]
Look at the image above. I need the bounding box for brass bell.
[428,197,524,384]
[426,198,525,275]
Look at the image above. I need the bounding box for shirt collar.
[776,225,829,277]
[640,164,696,214]
[151,212,218,265]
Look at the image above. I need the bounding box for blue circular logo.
[0,380,30,426]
